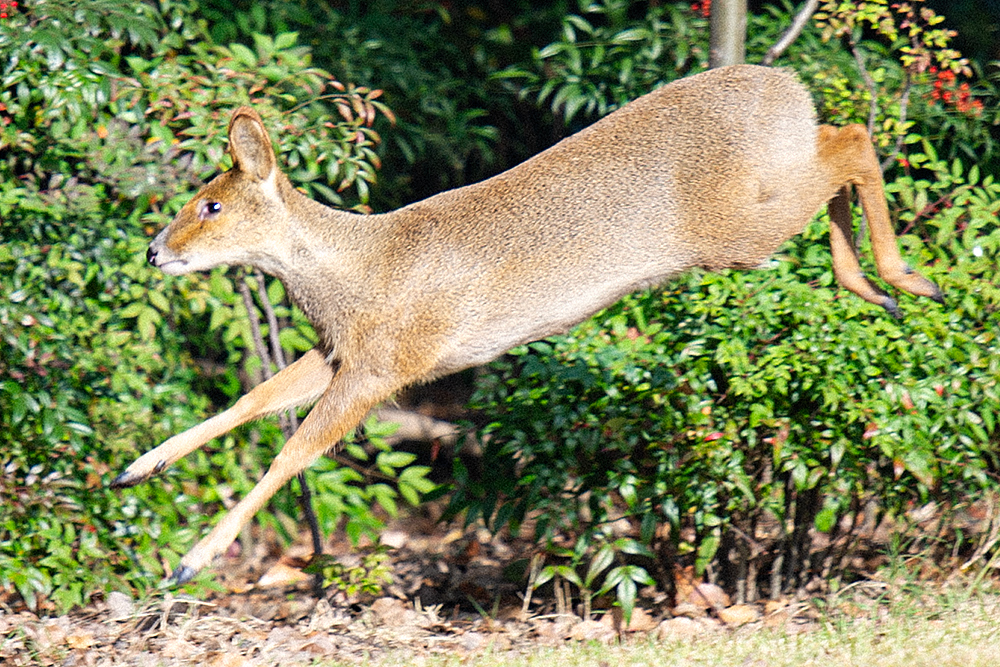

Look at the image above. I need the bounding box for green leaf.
[274,32,299,50]
[148,289,170,313]
[612,27,647,43]
[230,43,258,67]
[695,534,720,575]
[814,507,837,533]
[617,574,637,624]
[377,451,417,470]
[371,483,398,517]
[585,544,615,586]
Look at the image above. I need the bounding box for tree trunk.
[710,0,747,68]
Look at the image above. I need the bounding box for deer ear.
[227,107,276,181]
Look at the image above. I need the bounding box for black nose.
[147,246,156,265]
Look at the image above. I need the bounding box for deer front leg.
[171,365,399,583]
[111,348,334,489]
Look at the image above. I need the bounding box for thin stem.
[255,269,289,371]
[238,274,272,380]
[849,39,879,137]
[762,0,820,66]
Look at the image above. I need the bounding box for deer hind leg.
[827,185,903,317]
[818,124,943,315]
[111,348,334,489]
[171,365,400,583]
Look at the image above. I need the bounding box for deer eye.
[200,201,222,219]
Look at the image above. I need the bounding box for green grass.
[342,589,1000,667]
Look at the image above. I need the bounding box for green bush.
[192,0,520,208]
[494,0,710,123]
[1,0,430,612]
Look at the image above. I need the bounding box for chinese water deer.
[113,64,942,583]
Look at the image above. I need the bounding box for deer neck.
[263,186,385,358]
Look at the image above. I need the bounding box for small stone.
[568,619,617,644]
[656,617,703,639]
[207,654,249,667]
[717,604,761,627]
[66,630,97,649]
[764,599,790,616]
[684,582,730,609]
[532,620,561,641]
[461,631,487,652]
[160,638,197,659]
[370,597,417,627]
[380,530,408,549]
[301,634,338,655]
[107,591,135,620]
[604,607,658,633]
[671,602,706,619]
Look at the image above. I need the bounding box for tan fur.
[112,65,942,583]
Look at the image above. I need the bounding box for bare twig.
[762,0,820,66]
[375,407,459,446]
[849,40,880,137]
[880,69,914,172]
[248,270,301,433]
[520,553,545,620]
[845,40,884,251]
[238,275,272,382]
[254,269,289,372]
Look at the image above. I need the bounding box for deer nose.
[147,246,157,265]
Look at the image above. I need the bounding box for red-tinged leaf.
[901,390,914,411]
[374,103,396,125]
[863,423,878,439]
[893,458,905,479]
[331,80,346,91]
[703,432,724,442]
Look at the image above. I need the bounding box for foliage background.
[1,0,999,615]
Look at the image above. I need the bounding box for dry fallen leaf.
[256,558,310,588]
[66,631,97,649]
[718,604,761,627]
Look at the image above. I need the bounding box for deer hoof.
[172,565,198,585]
[881,296,902,319]
[109,470,146,489]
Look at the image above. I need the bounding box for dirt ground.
[0,501,837,666]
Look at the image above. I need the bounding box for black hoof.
[109,470,144,489]
[882,297,902,319]
[172,565,197,585]
[930,288,945,305]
